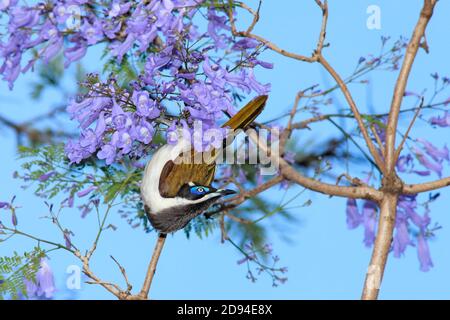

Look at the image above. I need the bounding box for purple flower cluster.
[429,111,450,127]
[346,198,377,247]
[0,1,180,88]
[346,195,434,272]
[51,1,271,164]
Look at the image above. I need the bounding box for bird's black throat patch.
[144,197,220,234]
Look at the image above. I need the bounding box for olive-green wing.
[158,153,216,198]
[159,95,268,197]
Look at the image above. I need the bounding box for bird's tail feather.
[222,95,268,130]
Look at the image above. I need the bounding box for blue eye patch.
[190,186,210,195]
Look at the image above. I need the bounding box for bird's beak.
[217,189,237,196]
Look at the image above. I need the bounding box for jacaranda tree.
[0,0,448,300]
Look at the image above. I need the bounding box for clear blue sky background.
[1,1,450,299]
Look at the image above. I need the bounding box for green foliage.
[16,144,149,231]
[184,215,218,240]
[0,247,46,300]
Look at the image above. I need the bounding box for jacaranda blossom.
[24,259,56,299]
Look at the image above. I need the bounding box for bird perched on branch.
[141,95,268,233]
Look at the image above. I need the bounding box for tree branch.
[246,129,383,201]
[318,56,385,172]
[403,177,450,194]
[362,0,438,301]
[361,193,398,300]
[138,233,167,299]
[280,160,382,201]
[227,0,325,62]
[385,0,438,173]
[394,97,424,161]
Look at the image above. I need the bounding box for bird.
[140,95,268,234]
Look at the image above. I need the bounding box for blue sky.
[1,1,450,299]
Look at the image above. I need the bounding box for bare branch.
[139,233,167,299]
[384,0,438,173]
[246,129,383,201]
[224,211,252,224]
[280,160,382,201]
[403,177,450,194]
[75,250,125,299]
[318,56,385,172]
[110,255,133,294]
[227,0,326,63]
[370,124,385,159]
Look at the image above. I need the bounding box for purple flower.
[111,100,132,130]
[0,0,18,11]
[68,194,74,207]
[76,185,98,198]
[80,20,104,45]
[0,201,10,209]
[250,58,274,69]
[25,259,55,299]
[362,201,377,247]
[393,215,412,257]
[246,69,271,95]
[97,144,116,164]
[110,33,136,61]
[9,6,40,31]
[346,198,362,229]
[429,111,450,127]
[231,38,259,50]
[134,120,155,144]
[416,139,449,163]
[412,146,443,177]
[64,45,87,68]
[42,37,63,64]
[78,112,106,153]
[207,9,230,49]
[417,234,433,272]
[65,140,91,164]
[144,54,171,80]
[113,130,133,154]
[412,170,431,176]
[38,171,56,182]
[396,154,413,172]
[132,91,160,119]
[0,52,22,89]
[108,1,132,18]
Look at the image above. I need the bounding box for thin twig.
[393,97,424,161]
[370,124,386,159]
[110,255,133,293]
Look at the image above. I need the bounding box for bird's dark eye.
[190,186,209,195]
